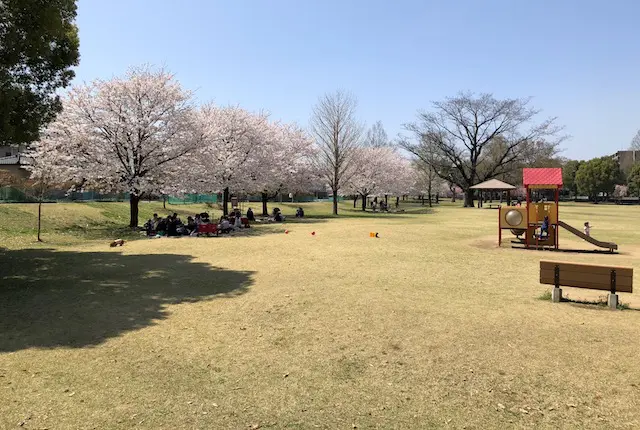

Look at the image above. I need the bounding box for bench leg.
[552,287,562,303]
[608,293,618,310]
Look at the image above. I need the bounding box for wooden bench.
[540,260,633,309]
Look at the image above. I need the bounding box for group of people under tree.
[369,196,399,212]
[143,209,249,237]
[142,205,302,238]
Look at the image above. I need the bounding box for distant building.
[0,145,21,158]
[613,150,640,177]
[0,145,28,180]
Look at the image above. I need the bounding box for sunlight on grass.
[1,200,639,428]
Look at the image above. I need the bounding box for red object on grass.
[311,231,316,236]
[197,223,219,235]
[522,168,563,187]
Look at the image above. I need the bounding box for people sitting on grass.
[167,215,179,237]
[143,219,155,236]
[271,207,284,222]
[145,209,252,238]
[296,207,304,218]
[186,216,197,235]
[246,207,255,222]
[156,216,168,236]
[219,216,233,233]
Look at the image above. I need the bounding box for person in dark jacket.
[246,208,255,221]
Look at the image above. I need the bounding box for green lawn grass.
[1,200,640,429]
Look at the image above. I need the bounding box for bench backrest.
[540,260,633,293]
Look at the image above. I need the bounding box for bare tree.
[414,162,441,208]
[448,181,457,202]
[310,90,363,215]
[365,120,389,147]
[630,129,640,150]
[23,147,67,241]
[478,137,562,185]
[403,92,564,207]
[400,133,441,207]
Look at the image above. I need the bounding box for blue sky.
[75,0,640,160]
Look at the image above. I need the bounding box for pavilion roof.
[469,178,517,190]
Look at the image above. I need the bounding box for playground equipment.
[498,168,618,252]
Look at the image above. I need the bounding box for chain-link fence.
[0,186,129,203]
[167,194,219,204]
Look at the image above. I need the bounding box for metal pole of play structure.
[556,188,560,249]
[498,206,502,246]
[525,186,530,249]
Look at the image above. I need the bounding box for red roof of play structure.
[523,168,563,187]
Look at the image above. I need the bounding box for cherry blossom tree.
[347,146,413,210]
[613,184,628,200]
[27,66,199,228]
[186,104,270,216]
[347,146,387,210]
[380,155,415,208]
[245,122,317,215]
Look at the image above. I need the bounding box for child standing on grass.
[584,221,591,236]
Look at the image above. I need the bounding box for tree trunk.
[464,189,474,207]
[353,195,357,208]
[261,192,269,216]
[37,201,42,242]
[223,187,230,216]
[361,194,367,211]
[163,195,166,209]
[384,194,388,206]
[436,193,439,204]
[421,195,425,206]
[428,184,432,208]
[129,194,140,228]
[395,196,399,208]
[332,191,338,215]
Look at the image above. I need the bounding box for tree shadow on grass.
[0,247,253,352]
[300,207,435,220]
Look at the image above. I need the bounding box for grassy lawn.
[1,200,640,428]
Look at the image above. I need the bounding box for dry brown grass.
[1,202,640,429]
